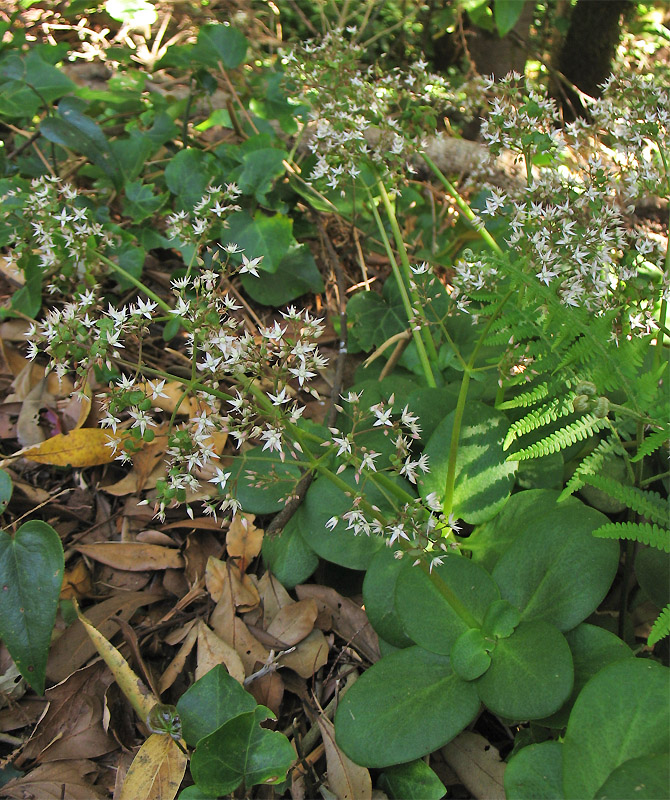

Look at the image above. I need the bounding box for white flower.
[208,468,231,490]
[239,254,263,277]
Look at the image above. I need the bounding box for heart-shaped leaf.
[0,521,64,694]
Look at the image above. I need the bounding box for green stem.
[98,254,174,318]
[377,180,439,366]
[420,153,503,255]
[442,290,514,515]
[366,190,437,388]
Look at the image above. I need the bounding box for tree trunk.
[467,1,536,80]
[550,0,633,121]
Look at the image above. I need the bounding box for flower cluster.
[282,28,453,191]
[0,175,117,294]
[453,74,668,336]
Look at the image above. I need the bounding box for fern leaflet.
[558,437,621,501]
[581,475,669,525]
[631,424,670,463]
[592,522,670,553]
[508,414,609,460]
[648,605,670,646]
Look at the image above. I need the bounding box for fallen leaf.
[278,630,329,678]
[441,732,505,800]
[137,380,199,416]
[318,715,372,800]
[297,585,380,663]
[266,599,318,647]
[16,376,51,447]
[205,555,259,610]
[21,428,122,466]
[196,621,245,684]
[60,560,93,600]
[75,542,184,571]
[119,733,187,800]
[47,592,164,683]
[257,571,293,624]
[76,604,159,724]
[18,662,115,764]
[209,591,269,675]
[1,759,106,799]
[226,512,264,572]
[158,623,199,694]
[103,430,168,495]
[247,670,284,718]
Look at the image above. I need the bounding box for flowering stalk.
[365,188,437,388]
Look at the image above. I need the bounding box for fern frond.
[503,397,575,450]
[592,522,670,553]
[581,475,669,525]
[648,605,670,646]
[508,414,609,460]
[631,424,670,463]
[498,383,550,410]
[558,438,620,500]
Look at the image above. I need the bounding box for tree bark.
[550,0,633,121]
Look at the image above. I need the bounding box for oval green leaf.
[492,504,619,631]
[0,521,64,694]
[395,555,499,655]
[362,546,415,648]
[595,753,670,800]
[334,646,479,767]
[451,628,492,681]
[475,621,573,720]
[378,758,446,800]
[504,740,563,800]
[0,468,12,513]
[261,516,318,590]
[562,659,670,800]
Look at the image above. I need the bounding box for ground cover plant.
[0,1,668,798]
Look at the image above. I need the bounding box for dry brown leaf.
[226,512,264,572]
[1,759,106,799]
[158,623,199,694]
[75,542,184,571]
[205,555,260,610]
[21,427,122,467]
[296,585,380,663]
[119,734,187,800]
[266,599,318,647]
[278,630,329,678]
[60,560,93,600]
[257,571,293,624]
[247,671,284,718]
[183,531,224,584]
[18,663,115,765]
[137,380,199,416]
[60,384,92,432]
[136,530,177,547]
[441,732,505,800]
[0,696,47,733]
[318,716,372,800]
[16,376,51,447]
[47,592,164,683]
[209,591,269,675]
[196,621,245,684]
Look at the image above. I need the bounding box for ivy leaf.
[0,521,64,694]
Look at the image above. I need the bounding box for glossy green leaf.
[0,469,11,513]
[475,621,573,719]
[237,148,287,204]
[298,470,411,570]
[122,181,169,224]
[467,489,576,572]
[539,623,633,728]
[635,545,669,609]
[504,740,563,800]
[562,659,670,800]
[492,504,619,631]
[420,402,517,523]
[240,244,324,305]
[594,754,670,800]
[378,758,446,800]
[0,521,64,694]
[261,517,318,590]
[109,130,154,181]
[482,598,521,639]
[0,51,75,117]
[334,646,479,767]
[362,547,414,648]
[228,447,301,515]
[190,706,294,795]
[192,24,248,70]
[176,664,256,747]
[494,0,526,37]
[164,149,217,211]
[450,628,492,681]
[395,555,499,655]
[225,211,294,274]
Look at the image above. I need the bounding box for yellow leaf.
[226,512,264,572]
[76,604,158,722]
[119,734,187,800]
[22,428,122,467]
